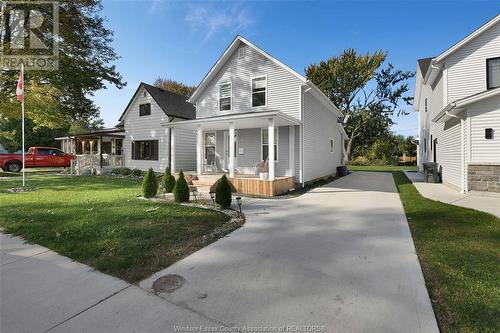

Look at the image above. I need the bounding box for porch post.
[196,125,203,176]
[170,127,176,173]
[229,122,235,178]
[289,125,295,178]
[268,118,275,181]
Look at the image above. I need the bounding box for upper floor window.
[252,76,267,107]
[139,103,151,116]
[487,57,500,89]
[424,98,428,112]
[219,83,231,111]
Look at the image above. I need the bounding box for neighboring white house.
[163,36,348,195]
[414,14,500,193]
[58,83,197,174]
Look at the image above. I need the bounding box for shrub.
[349,156,370,166]
[215,175,232,209]
[112,167,131,175]
[142,168,158,198]
[131,168,143,177]
[162,167,176,193]
[173,170,190,203]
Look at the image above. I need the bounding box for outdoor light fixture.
[191,189,198,201]
[236,196,242,213]
[209,191,215,205]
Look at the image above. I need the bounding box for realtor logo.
[0,0,59,70]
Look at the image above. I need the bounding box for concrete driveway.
[1,171,438,333]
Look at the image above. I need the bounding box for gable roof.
[420,14,500,84]
[434,14,500,63]
[117,82,196,124]
[188,35,306,103]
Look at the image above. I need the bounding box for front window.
[131,140,158,160]
[487,57,500,89]
[204,132,216,166]
[261,128,278,161]
[219,83,231,111]
[252,76,267,107]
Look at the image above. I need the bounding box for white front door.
[224,130,238,169]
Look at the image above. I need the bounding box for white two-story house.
[414,14,500,193]
[163,36,348,196]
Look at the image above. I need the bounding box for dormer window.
[252,76,267,107]
[139,103,151,116]
[487,57,500,89]
[219,82,231,111]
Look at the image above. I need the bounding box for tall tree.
[305,49,414,159]
[154,78,196,97]
[0,0,125,134]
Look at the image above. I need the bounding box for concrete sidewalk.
[404,171,500,218]
[0,234,219,333]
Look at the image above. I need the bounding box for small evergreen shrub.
[173,170,189,203]
[112,167,131,175]
[215,175,232,209]
[131,168,143,177]
[162,167,176,193]
[142,168,158,198]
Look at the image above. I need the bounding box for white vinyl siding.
[446,21,500,102]
[439,117,462,189]
[468,94,500,163]
[302,91,342,182]
[196,41,302,120]
[123,87,196,172]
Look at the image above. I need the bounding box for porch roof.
[160,111,301,131]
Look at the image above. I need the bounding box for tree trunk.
[346,137,354,161]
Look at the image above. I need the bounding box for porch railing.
[74,154,124,174]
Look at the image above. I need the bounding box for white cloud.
[185,2,253,44]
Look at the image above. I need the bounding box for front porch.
[165,111,301,196]
[56,128,125,174]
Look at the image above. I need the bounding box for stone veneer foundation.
[467,164,500,193]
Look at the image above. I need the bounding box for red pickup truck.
[0,146,75,172]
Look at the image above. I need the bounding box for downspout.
[446,112,465,193]
[168,115,175,169]
[300,85,312,188]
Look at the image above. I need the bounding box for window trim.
[218,82,232,112]
[261,127,278,162]
[139,103,151,117]
[203,131,217,163]
[330,138,334,154]
[486,57,500,90]
[131,140,159,161]
[251,75,268,108]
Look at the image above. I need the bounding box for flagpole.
[21,63,25,187]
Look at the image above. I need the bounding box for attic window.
[238,46,245,59]
[139,103,151,116]
[143,90,147,97]
[424,98,428,112]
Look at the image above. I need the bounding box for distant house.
[163,36,348,196]
[58,83,196,174]
[414,14,500,193]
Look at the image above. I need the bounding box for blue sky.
[93,0,500,136]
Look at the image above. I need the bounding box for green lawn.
[375,169,499,332]
[0,175,231,283]
[0,171,20,177]
[348,165,418,172]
